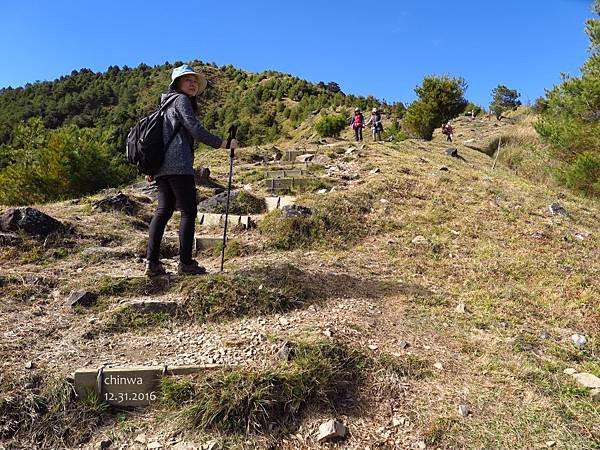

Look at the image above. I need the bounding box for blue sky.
[0,0,594,107]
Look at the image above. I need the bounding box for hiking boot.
[178,260,207,276]
[145,260,167,277]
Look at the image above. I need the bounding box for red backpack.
[354,113,363,127]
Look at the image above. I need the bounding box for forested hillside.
[0,60,403,148]
[0,60,406,205]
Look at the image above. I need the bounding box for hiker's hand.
[145,175,154,183]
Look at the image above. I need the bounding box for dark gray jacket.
[155,92,222,178]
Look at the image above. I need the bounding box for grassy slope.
[0,112,598,449]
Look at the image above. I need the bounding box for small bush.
[179,264,322,322]
[259,190,373,250]
[168,341,364,435]
[314,114,347,138]
[384,120,408,142]
[558,151,600,196]
[211,190,266,215]
[0,373,110,448]
[104,306,171,332]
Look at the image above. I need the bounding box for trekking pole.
[220,124,238,272]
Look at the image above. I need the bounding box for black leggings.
[354,126,363,141]
[147,175,197,265]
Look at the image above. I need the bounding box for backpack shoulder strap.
[160,94,185,149]
[159,93,183,112]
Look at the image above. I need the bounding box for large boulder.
[281,205,312,218]
[92,192,139,215]
[0,207,64,237]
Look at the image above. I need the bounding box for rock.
[196,167,211,185]
[391,416,407,427]
[445,148,459,157]
[398,340,409,349]
[416,441,427,450]
[97,439,112,450]
[271,147,283,161]
[539,331,550,340]
[412,235,428,245]
[0,232,21,246]
[323,328,333,338]
[369,168,381,174]
[590,388,600,401]
[549,202,568,217]
[278,317,289,326]
[572,373,600,389]
[563,368,577,375]
[66,290,98,308]
[312,155,332,165]
[317,189,328,194]
[368,344,379,351]
[571,334,587,347]
[147,442,162,450]
[0,207,64,237]
[440,166,449,171]
[455,303,468,314]
[198,191,240,213]
[546,441,556,448]
[317,419,347,442]
[458,404,471,417]
[24,361,34,369]
[124,299,179,315]
[434,362,444,370]
[275,341,293,361]
[92,192,138,215]
[296,154,315,163]
[281,205,312,218]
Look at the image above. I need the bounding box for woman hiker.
[145,64,237,277]
[442,121,454,142]
[350,107,364,142]
[366,107,384,141]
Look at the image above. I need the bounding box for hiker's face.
[177,75,199,96]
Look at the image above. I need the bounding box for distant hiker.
[442,122,454,142]
[350,107,364,141]
[366,107,384,141]
[145,64,237,277]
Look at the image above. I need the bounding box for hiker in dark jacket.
[350,108,364,141]
[145,64,237,277]
[442,122,454,142]
[366,107,384,141]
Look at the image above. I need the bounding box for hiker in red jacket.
[350,108,364,141]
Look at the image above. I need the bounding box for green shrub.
[179,264,321,322]
[534,2,600,196]
[211,190,266,215]
[0,118,133,205]
[463,102,483,116]
[170,341,364,434]
[384,121,408,142]
[403,75,468,140]
[490,85,521,119]
[259,190,373,250]
[558,151,600,196]
[314,114,347,138]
